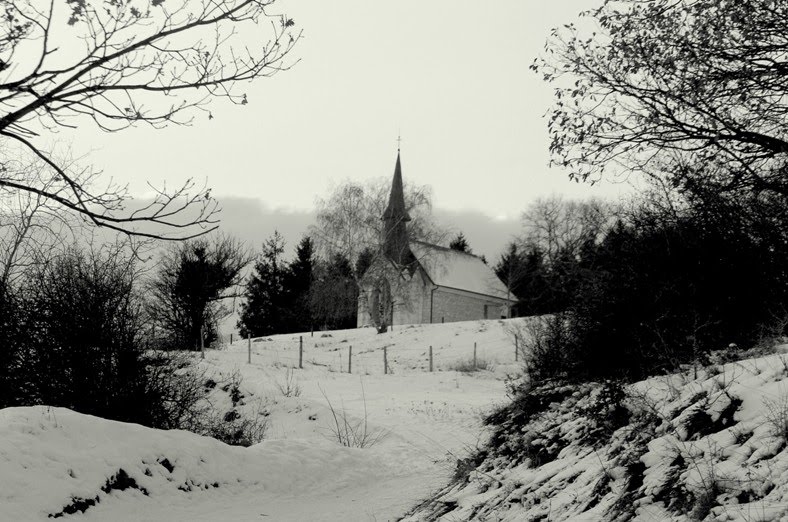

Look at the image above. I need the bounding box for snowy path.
[1,319,522,521]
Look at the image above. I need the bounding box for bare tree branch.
[0,0,301,239]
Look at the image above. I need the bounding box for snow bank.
[1,318,522,520]
[0,406,388,521]
[403,350,788,521]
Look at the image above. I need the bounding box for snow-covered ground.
[404,346,788,522]
[7,318,788,521]
[0,318,526,521]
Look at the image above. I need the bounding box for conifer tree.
[309,253,358,330]
[449,233,471,253]
[238,232,289,338]
[283,236,316,332]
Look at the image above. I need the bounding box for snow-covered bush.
[763,391,788,440]
[196,402,269,447]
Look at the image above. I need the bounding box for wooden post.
[200,326,205,360]
[515,336,519,362]
[429,346,433,372]
[384,346,388,375]
[230,333,233,345]
[348,346,352,374]
[441,317,444,324]
[247,337,251,364]
[299,336,303,369]
[473,342,477,370]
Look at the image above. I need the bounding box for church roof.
[410,241,515,301]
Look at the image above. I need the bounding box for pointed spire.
[383,152,410,222]
[382,150,412,266]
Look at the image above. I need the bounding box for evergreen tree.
[309,253,358,330]
[354,247,375,279]
[283,236,315,332]
[238,232,289,337]
[449,233,471,253]
[495,243,526,301]
[494,243,554,316]
[150,235,249,349]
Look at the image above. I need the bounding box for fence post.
[247,337,251,364]
[384,346,388,375]
[515,335,519,362]
[473,342,477,370]
[429,346,433,372]
[348,346,352,374]
[299,336,303,369]
[200,326,205,360]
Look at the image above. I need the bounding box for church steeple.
[383,152,410,222]
[382,151,412,265]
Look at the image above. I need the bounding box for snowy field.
[0,318,528,521]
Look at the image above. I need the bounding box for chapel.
[357,151,517,327]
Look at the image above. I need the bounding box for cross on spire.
[396,134,402,152]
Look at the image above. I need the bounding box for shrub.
[11,246,156,423]
[320,384,386,448]
[521,314,577,381]
[525,197,788,381]
[448,357,495,373]
[0,245,265,446]
[763,392,788,439]
[276,368,302,397]
[197,402,269,447]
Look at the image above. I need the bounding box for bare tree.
[0,148,86,289]
[311,179,441,267]
[520,195,613,266]
[0,0,300,239]
[533,0,788,202]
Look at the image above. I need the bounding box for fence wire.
[221,329,526,376]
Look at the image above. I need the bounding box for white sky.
[64,0,630,259]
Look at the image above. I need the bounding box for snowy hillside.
[403,347,788,522]
[13,318,788,521]
[218,318,526,375]
[0,318,526,521]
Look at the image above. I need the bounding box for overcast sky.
[67,0,630,261]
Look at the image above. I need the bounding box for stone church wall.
[431,287,510,324]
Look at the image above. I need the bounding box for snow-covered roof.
[410,242,514,301]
